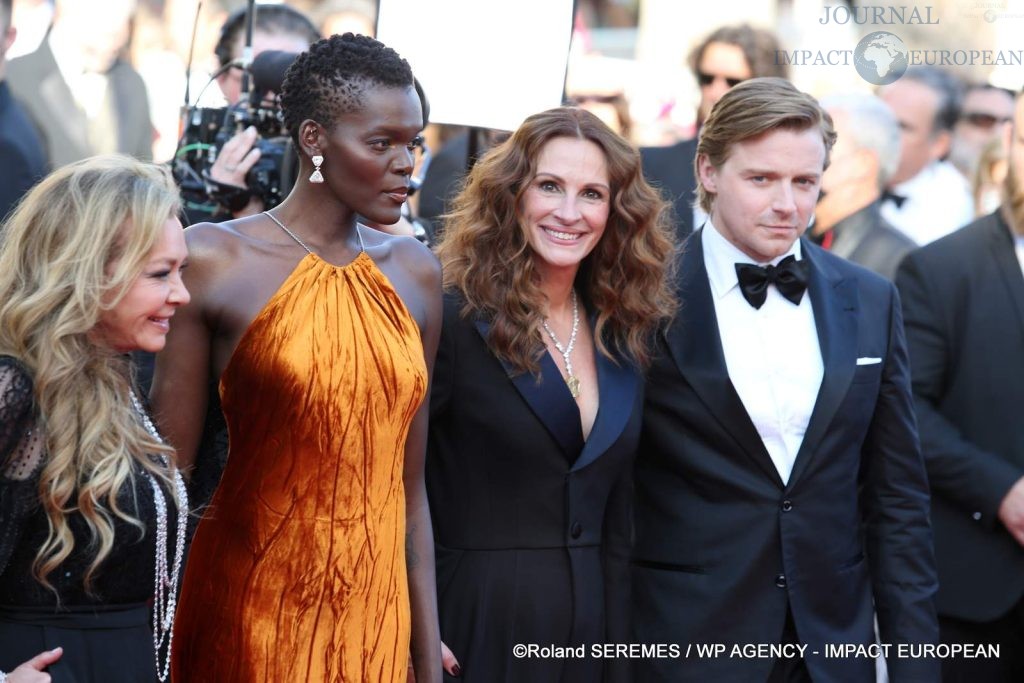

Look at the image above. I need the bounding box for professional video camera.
[173,50,299,215]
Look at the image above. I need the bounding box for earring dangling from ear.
[309,155,324,183]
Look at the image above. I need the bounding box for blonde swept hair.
[695,77,837,213]
[0,155,183,593]
[437,107,677,373]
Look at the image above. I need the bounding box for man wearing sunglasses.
[641,24,787,241]
[949,83,1015,180]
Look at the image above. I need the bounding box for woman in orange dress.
[152,34,442,682]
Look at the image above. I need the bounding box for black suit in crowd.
[0,81,47,220]
[427,293,639,682]
[896,211,1024,679]
[823,200,917,281]
[640,137,698,241]
[7,38,152,168]
[633,230,940,682]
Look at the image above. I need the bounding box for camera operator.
[205,4,319,219]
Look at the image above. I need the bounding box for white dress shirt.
[702,222,824,484]
[880,160,974,246]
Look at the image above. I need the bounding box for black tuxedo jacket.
[427,293,641,682]
[896,211,1024,622]
[633,230,940,682]
[640,137,698,242]
[7,38,152,167]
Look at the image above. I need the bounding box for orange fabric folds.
[171,252,426,682]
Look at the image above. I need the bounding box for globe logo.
[854,31,909,85]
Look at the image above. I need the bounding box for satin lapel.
[988,214,1024,337]
[788,241,858,487]
[571,350,639,472]
[473,319,584,460]
[663,232,783,486]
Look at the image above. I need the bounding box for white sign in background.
[377,0,574,132]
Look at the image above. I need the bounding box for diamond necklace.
[540,290,581,398]
[130,391,188,683]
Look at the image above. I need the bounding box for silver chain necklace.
[540,290,581,398]
[130,391,188,683]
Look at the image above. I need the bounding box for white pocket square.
[856,357,882,366]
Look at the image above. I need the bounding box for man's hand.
[7,647,62,682]
[998,476,1024,546]
[210,126,264,217]
[210,126,261,188]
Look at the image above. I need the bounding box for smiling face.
[314,85,423,225]
[521,136,611,281]
[93,216,190,353]
[699,126,825,262]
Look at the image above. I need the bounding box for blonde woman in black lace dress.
[0,156,190,682]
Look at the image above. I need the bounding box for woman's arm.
[402,244,443,683]
[0,358,44,577]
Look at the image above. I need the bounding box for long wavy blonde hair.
[0,155,183,593]
[437,107,678,372]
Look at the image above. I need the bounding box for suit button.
[570,522,582,539]
[781,500,793,512]
[775,574,787,588]
[972,511,982,521]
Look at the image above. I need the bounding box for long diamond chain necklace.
[130,391,188,683]
[540,289,581,398]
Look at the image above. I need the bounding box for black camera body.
[174,100,297,214]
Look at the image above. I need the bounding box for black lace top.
[0,355,182,608]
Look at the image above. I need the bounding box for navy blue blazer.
[0,81,46,221]
[427,292,641,683]
[633,230,940,682]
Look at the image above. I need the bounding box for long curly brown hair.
[436,107,678,373]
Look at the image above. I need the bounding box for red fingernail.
[452,664,461,677]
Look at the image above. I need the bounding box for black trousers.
[766,608,812,683]
[939,595,1024,683]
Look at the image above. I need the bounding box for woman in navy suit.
[428,107,677,682]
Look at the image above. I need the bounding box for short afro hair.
[280,33,415,145]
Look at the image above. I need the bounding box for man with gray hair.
[879,66,974,244]
[812,93,916,280]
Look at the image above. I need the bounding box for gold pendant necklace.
[540,290,581,398]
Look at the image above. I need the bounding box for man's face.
[951,88,1015,171]
[699,126,826,262]
[1003,96,1024,232]
[696,42,751,124]
[56,0,134,73]
[217,29,312,105]
[880,79,946,186]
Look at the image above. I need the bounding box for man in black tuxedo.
[633,78,940,682]
[895,89,1024,682]
[7,0,152,168]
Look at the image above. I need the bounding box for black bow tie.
[735,255,810,310]
[881,189,907,209]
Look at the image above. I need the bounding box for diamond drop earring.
[309,154,324,183]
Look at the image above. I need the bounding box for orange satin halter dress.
[171,224,426,682]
